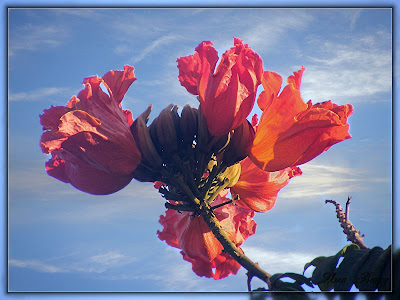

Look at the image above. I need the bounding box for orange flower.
[231,157,302,212]
[40,65,141,195]
[250,66,353,172]
[157,191,256,279]
[177,38,263,136]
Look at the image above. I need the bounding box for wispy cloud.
[240,9,313,53]
[9,87,74,102]
[9,23,69,56]
[53,8,103,19]
[278,162,390,203]
[9,259,65,273]
[43,180,164,223]
[349,10,362,31]
[301,30,391,104]
[241,245,319,276]
[131,34,182,64]
[9,250,136,274]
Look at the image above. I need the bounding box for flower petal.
[177,41,219,95]
[257,71,282,111]
[45,153,70,184]
[250,67,353,172]
[102,65,137,105]
[40,66,141,195]
[231,158,302,212]
[157,191,257,279]
[200,38,263,136]
[55,149,134,195]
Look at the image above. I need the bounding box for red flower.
[177,38,263,136]
[231,157,302,212]
[250,66,353,172]
[157,191,256,279]
[40,65,141,195]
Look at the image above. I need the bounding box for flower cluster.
[158,190,256,279]
[40,38,353,280]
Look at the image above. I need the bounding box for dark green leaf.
[269,273,284,284]
[303,256,326,274]
[312,244,360,289]
[318,279,334,291]
[270,272,313,288]
[336,243,360,257]
[354,246,384,291]
[334,248,369,291]
[311,256,338,284]
[377,258,391,291]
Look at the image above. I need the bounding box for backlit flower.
[40,65,141,195]
[157,191,256,279]
[231,157,302,212]
[177,38,263,136]
[250,66,353,172]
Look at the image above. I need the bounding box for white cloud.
[9,250,136,274]
[241,245,319,276]
[301,31,392,104]
[88,250,129,266]
[131,34,182,64]
[9,23,69,56]
[240,9,313,53]
[9,259,65,273]
[349,10,362,31]
[41,180,165,223]
[9,87,74,102]
[278,162,390,203]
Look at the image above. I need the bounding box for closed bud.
[197,105,211,152]
[180,105,198,144]
[222,120,255,167]
[131,104,163,170]
[131,164,160,183]
[210,132,230,154]
[155,104,179,153]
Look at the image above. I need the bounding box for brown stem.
[196,198,272,290]
[169,164,273,290]
[325,198,368,249]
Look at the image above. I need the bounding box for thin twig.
[345,196,351,223]
[246,271,254,292]
[325,198,368,249]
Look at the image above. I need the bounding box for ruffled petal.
[250,67,353,172]
[157,191,257,280]
[58,149,134,195]
[231,158,302,212]
[257,71,282,111]
[201,38,263,136]
[45,153,70,183]
[40,66,141,195]
[178,38,263,136]
[40,105,72,130]
[177,41,219,95]
[101,65,137,105]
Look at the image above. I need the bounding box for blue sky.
[4,2,395,298]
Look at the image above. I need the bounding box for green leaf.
[334,248,369,291]
[311,256,338,284]
[303,256,326,274]
[318,279,334,291]
[311,244,360,289]
[354,246,384,291]
[270,272,313,288]
[336,243,360,256]
[373,245,391,290]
